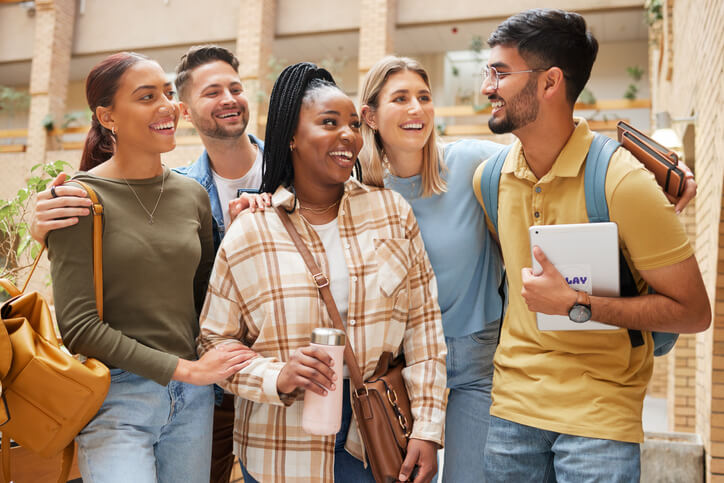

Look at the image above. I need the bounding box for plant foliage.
[0,160,72,283]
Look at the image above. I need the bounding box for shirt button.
[344,243,351,249]
[535,186,542,193]
[349,319,356,326]
[340,210,346,216]
[534,211,540,218]
[352,276,358,282]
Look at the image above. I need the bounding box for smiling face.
[99,60,179,155]
[181,60,249,140]
[365,70,434,157]
[291,87,363,191]
[482,45,541,135]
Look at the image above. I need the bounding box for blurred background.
[0,1,722,481]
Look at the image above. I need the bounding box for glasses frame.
[482,65,549,90]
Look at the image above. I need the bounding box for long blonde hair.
[359,56,446,196]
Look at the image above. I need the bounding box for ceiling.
[0,7,648,86]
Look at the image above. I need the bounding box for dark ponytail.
[79,52,148,171]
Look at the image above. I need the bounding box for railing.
[0,99,651,152]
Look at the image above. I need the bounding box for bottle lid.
[311,327,346,346]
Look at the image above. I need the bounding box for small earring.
[111,126,117,136]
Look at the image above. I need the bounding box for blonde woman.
[359,56,504,482]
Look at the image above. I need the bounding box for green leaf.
[30,243,41,260]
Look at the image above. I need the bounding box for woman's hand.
[173,343,257,385]
[276,346,337,396]
[398,438,440,482]
[228,192,272,223]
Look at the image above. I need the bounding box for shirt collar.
[271,177,370,211]
[502,117,595,180]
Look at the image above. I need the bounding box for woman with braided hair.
[198,62,447,482]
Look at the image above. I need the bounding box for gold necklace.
[123,166,166,225]
[298,199,340,214]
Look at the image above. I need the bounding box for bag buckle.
[354,384,369,398]
[313,273,329,288]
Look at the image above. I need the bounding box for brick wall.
[358,0,396,89]
[236,0,276,138]
[26,0,75,163]
[650,0,724,480]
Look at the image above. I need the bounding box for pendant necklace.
[123,166,166,225]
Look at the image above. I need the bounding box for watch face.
[569,304,592,323]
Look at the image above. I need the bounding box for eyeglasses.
[481,65,548,90]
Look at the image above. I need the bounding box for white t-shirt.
[211,145,263,230]
[310,217,350,377]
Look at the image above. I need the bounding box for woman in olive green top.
[46,52,252,483]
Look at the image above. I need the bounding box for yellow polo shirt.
[472,119,693,443]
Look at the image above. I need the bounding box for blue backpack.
[480,134,678,356]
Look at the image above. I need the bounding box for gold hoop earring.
[111,126,117,136]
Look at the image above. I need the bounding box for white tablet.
[529,223,620,331]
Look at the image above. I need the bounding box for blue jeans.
[76,369,214,483]
[241,380,375,483]
[484,415,640,482]
[442,320,498,482]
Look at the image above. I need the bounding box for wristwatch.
[568,290,592,323]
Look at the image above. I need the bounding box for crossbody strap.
[274,206,367,393]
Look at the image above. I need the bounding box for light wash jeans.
[441,320,499,482]
[75,368,214,483]
[484,415,640,483]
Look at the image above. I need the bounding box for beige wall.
[0,0,647,66]
[0,3,35,62]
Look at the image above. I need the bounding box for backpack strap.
[480,145,513,236]
[583,134,679,355]
[584,133,620,223]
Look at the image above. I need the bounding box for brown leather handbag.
[276,207,413,483]
[0,180,110,483]
[616,120,686,198]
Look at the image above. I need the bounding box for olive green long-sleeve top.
[48,168,214,386]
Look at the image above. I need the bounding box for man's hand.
[228,192,272,224]
[667,161,696,214]
[398,439,439,482]
[521,246,577,315]
[31,173,93,243]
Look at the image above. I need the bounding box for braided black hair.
[260,62,363,195]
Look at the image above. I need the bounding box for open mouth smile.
[149,118,176,135]
[400,121,424,131]
[329,150,355,167]
[215,109,241,121]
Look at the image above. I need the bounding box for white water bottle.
[302,327,346,435]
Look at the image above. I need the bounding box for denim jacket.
[173,134,264,252]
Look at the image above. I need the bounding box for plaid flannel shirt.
[198,178,447,483]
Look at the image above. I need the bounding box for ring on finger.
[50,186,58,198]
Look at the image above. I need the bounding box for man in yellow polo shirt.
[472,9,711,482]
